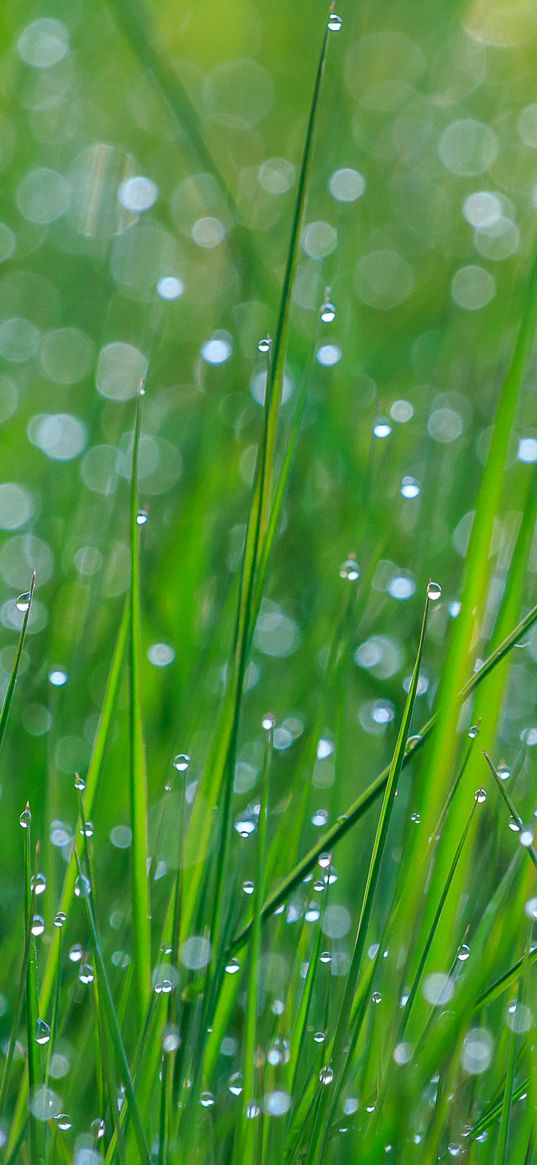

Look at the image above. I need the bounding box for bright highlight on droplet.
[328,13,343,31]
[427,581,442,601]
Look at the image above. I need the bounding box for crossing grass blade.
[229,598,537,952]
[484,751,537,870]
[129,383,151,1023]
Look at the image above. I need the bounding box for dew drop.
[79,962,94,984]
[467,725,480,739]
[406,734,422,750]
[74,874,91,898]
[257,336,271,353]
[173,753,190,772]
[320,301,336,323]
[401,476,420,499]
[19,805,31,829]
[519,828,534,848]
[228,1072,243,1096]
[55,1114,72,1131]
[91,1118,106,1139]
[318,851,332,869]
[242,880,255,895]
[508,815,520,832]
[35,1019,50,1045]
[234,813,257,838]
[54,911,66,928]
[74,773,86,791]
[225,958,240,975]
[68,943,83,962]
[31,873,47,896]
[16,591,31,613]
[136,509,148,526]
[327,12,343,31]
[339,557,360,581]
[313,1031,326,1043]
[262,712,276,731]
[372,992,382,1004]
[410,812,420,824]
[79,821,94,838]
[474,787,487,804]
[31,915,45,936]
[200,1091,215,1108]
[457,943,470,962]
[497,764,511,781]
[373,419,392,439]
[320,1065,334,1085]
[246,1101,260,1119]
[427,581,442,601]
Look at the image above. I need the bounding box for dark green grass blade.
[24,826,41,1164]
[0,572,35,755]
[129,384,151,1022]
[230,599,537,952]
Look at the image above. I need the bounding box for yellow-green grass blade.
[229,599,537,953]
[129,384,151,1023]
[0,572,35,755]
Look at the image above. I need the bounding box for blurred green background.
[0,0,536,971]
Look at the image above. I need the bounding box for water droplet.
[467,724,480,739]
[304,903,320,922]
[225,958,240,975]
[68,943,83,962]
[372,992,382,1004]
[406,734,422,751]
[234,812,257,838]
[257,337,271,353]
[74,773,86,791]
[162,1025,180,1053]
[35,1018,50,1045]
[320,300,336,323]
[475,787,487,804]
[508,815,520,832]
[74,874,91,898]
[410,812,420,824]
[245,1101,260,1119]
[319,1065,334,1085]
[55,1114,72,1131]
[313,879,326,893]
[48,668,68,687]
[19,805,31,829]
[262,712,276,730]
[242,880,254,895]
[79,962,94,984]
[136,509,148,526]
[31,915,45,937]
[320,951,331,965]
[313,1031,326,1043]
[228,1072,243,1096]
[318,851,332,869]
[401,476,420,499]
[519,827,534,848]
[497,764,511,781]
[173,753,190,772]
[54,911,66,928]
[91,1117,106,1139]
[373,419,391,439]
[79,821,94,838]
[200,1091,215,1108]
[427,581,442,601]
[16,591,31,613]
[339,558,360,581]
[448,1146,461,1159]
[31,873,47,896]
[327,12,343,31]
[457,943,471,962]
[311,808,328,827]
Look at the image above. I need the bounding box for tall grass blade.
[0,573,35,755]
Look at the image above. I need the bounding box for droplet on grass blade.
[257,336,271,353]
[328,13,343,31]
[457,943,470,962]
[225,958,240,975]
[19,804,31,828]
[172,753,190,772]
[320,300,336,323]
[31,915,45,936]
[373,419,391,439]
[136,509,148,526]
[55,1114,72,1131]
[262,712,276,730]
[426,581,442,600]
[319,1065,334,1084]
[519,827,534,847]
[339,557,360,581]
[474,787,487,803]
[401,476,420,499]
[200,1092,215,1108]
[53,911,66,927]
[35,1018,50,1045]
[74,874,91,898]
[467,724,480,739]
[31,872,46,895]
[242,880,254,895]
[79,963,94,984]
[16,591,31,612]
[497,764,511,781]
[228,1072,243,1096]
[371,992,382,1004]
[74,773,86,791]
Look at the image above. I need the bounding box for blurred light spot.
[359,698,396,734]
[147,643,175,667]
[201,332,232,364]
[258,157,295,194]
[254,604,300,657]
[518,103,537,147]
[390,399,413,423]
[329,167,366,202]
[96,341,147,400]
[191,216,226,248]
[74,546,102,575]
[0,375,18,422]
[321,905,351,939]
[518,437,537,463]
[22,704,52,736]
[463,191,502,228]
[111,224,183,299]
[0,534,53,586]
[157,276,184,300]
[0,317,40,362]
[0,484,33,530]
[355,636,403,679]
[474,217,519,261]
[0,224,15,262]
[263,1090,291,1116]
[16,168,71,224]
[345,32,426,102]
[118,175,158,212]
[17,19,69,69]
[355,251,413,310]
[438,120,498,175]
[110,825,132,849]
[423,972,454,1005]
[428,406,463,443]
[451,265,495,310]
[316,344,341,366]
[80,445,118,495]
[202,60,274,129]
[302,221,337,259]
[49,669,68,687]
[30,1086,61,1121]
[180,935,211,970]
[506,1002,533,1033]
[28,413,87,461]
[40,327,94,384]
[461,1028,493,1074]
[387,574,415,600]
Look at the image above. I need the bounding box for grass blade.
[0,573,35,755]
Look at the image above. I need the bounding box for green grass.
[0,1,536,1162]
